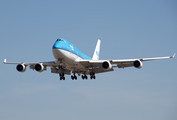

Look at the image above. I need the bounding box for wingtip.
[173,53,176,58]
[4,59,6,63]
[170,53,176,58]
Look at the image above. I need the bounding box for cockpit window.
[57,39,63,41]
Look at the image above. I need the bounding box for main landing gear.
[71,73,77,80]
[81,72,95,80]
[59,72,96,80]
[82,75,88,80]
[71,75,77,80]
[90,72,96,79]
[59,73,65,80]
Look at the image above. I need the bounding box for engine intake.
[16,64,26,72]
[102,61,112,70]
[133,60,143,69]
[35,63,44,72]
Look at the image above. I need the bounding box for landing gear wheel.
[82,75,88,80]
[74,75,77,80]
[59,73,65,80]
[71,75,77,80]
[82,75,84,80]
[71,75,74,80]
[90,72,96,80]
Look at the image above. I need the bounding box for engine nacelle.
[35,63,44,72]
[133,60,143,69]
[102,61,112,70]
[16,64,26,72]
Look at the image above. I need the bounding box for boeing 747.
[4,38,175,80]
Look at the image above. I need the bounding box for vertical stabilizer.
[92,39,101,60]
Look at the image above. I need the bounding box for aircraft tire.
[71,75,74,80]
[82,75,84,80]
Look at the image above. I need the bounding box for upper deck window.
[57,39,63,41]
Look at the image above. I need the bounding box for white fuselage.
[52,48,86,72]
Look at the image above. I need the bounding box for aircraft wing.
[112,53,176,63]
[3,59,56,66]
[77,53,175,71]
[3,53,175,75]
[3,59,71,75]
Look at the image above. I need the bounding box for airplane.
[4,38,175,80]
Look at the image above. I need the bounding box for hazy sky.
[0,0,177,120]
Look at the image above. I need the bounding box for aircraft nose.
[53,41,59,49]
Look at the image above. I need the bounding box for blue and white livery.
[4,38,175,80]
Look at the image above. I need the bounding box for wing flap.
[117,62,134,68]
[51,67,71,75]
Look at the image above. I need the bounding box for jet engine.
[16,64,26,72]
[102,61,112,70]
[35,63,44,72]
[133,60,143,69]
